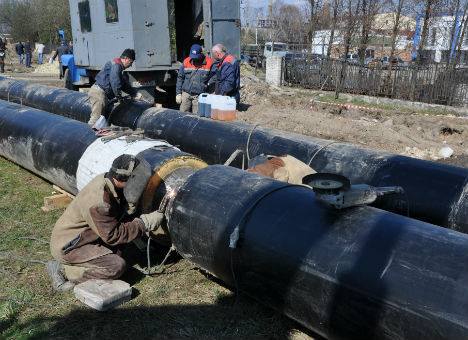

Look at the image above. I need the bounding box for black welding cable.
[144,191,173,276]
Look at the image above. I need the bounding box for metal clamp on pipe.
[304,173,404,209]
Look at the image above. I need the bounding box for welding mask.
[123,156,152,214]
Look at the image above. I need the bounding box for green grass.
[0,157,312,339]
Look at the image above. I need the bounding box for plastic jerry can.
[210,95,221,120]
[217,96,237,121]
[198,93,209,117]
[205,94,214,118]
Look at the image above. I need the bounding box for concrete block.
[74,279,132,311]
[266,56,284,86]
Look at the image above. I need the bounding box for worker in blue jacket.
[211,44,240,104]
[176,44,214,114]
[87,49,142,127]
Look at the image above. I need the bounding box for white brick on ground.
[74,279,132,311]
[265,56,283,86]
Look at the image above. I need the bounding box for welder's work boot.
[46,260,75,292]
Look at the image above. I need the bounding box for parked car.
[240,54,251,64]
[346,53,359,64]
[381,56,406,69]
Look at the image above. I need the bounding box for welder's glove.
[175,93,182,104]
[140,211,165,232]
[133,92,143,101]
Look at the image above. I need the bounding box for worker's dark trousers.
[25,53,31,68]
[0,59,4,73]
[61,244,127,283]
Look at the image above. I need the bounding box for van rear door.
[70,0,94,67]
[203,0,240,57]
[132,0,172,67]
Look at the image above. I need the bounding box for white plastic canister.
[210,95,222,120]
[205,94,214,118]
[198,93,209,117]
[217,96,237,121]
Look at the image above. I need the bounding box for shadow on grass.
[1,294,318,339]
[0,242,318,338]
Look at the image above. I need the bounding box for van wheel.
[64,69,77,91]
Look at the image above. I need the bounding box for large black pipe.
[0,76,150,123]
[0,100,97,193]
[0,77,466,232]
[2,99,468,338]
[169,165,468,339]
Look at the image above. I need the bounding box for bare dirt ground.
[239,65,468,168]
[1,44,62,87]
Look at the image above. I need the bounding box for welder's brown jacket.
[50,174,145,263]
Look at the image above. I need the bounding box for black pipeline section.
[138,110,468,233]
[169,165,468,339]
[0,99,198,198]
[0,100,97,193]
[2,99,468,338]
[0,77,466,233]
[0,75,150,123]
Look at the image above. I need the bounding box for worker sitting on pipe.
[87,49,143,128]
[247,154,316,184]
[47,154,163,291]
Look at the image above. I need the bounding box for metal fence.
[283,56,468,107]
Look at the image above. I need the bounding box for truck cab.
[67,0,240,103]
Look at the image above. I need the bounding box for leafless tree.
[448,0,461,57]
[335,0,362,99]
[305,0,322,49]
[0,0,36,41]
[451,0,468,68]
[271,1,308,44]
[388,0,406,64]
[357,0,381,64]
[415,0,438,65]
[35,0,71,44]
[327,0,343,58]
[0,0,70,43]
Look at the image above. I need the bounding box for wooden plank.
[41,193,73,212]
[52,185,75,198]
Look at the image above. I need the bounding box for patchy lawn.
[0,157,314,339]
